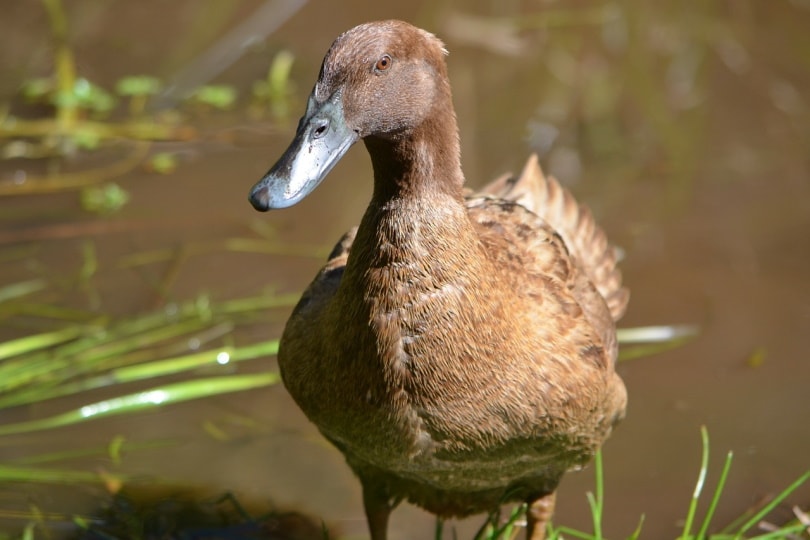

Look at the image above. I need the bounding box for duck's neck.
[345,105,481,284]
[343,91,482,286]
[340,99,487,361]
[363,101,464,204]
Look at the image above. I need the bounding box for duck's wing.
[478,155,629,322]
[288,226,357,324]
[465,195,619,368]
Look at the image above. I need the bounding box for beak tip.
[248,186,272,212]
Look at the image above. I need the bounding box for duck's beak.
[249,91,358,211]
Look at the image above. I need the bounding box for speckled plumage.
[263,20,628,540]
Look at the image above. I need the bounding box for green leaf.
[20,77,55,100]
[115,75,162,96]
[80,183,130,215]
[149,152,178,174]
[71,78,117,112]
[192,85,237,109]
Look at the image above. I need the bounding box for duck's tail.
[482,154,629,321]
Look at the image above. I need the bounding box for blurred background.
[0,0,808,538]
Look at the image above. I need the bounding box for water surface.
[1,1,808,538]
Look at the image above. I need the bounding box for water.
[1,1,808,538]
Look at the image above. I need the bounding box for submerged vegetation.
[1,0,296,198]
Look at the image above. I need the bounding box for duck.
[248,20,628,540]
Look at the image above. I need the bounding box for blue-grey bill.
[249,92,358,211]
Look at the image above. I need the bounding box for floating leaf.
[148,152,178,174]
[191,85,237,109]
[72,126,102,149]
[746,346,767,368]
[20,77,55,101]
[115,76,162,96]
[80,183,130,215]
[70,78,117,113]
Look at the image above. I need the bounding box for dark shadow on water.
[73,487,328,540]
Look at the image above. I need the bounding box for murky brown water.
[1,1,809,538]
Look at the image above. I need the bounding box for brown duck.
[249,20,628,540]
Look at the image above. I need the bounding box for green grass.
[0,287,291,415]
[467,427,809,540]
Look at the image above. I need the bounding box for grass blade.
[681,425,710,539]
[0,464,121,484]
[2,339,278,406]
[695,450,734,539]
[616,324,699,343]
[617,324,700,362]
[0,279,46,303]
[0,326,89,361]
[735,469,810,537]
[627,513,645,540]
[587,450,604,540]
[750,524,810,539]
[13,439,174,465]
[549,526,595,539]
[107,340,276,382]
[0,373,279,436]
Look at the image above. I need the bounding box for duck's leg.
[525,492,556,540]
[362,480,396,540]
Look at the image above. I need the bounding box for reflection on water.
[1,1,808,538]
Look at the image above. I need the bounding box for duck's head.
[249,20,455,211]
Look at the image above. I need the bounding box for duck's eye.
[374,54,392,72]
